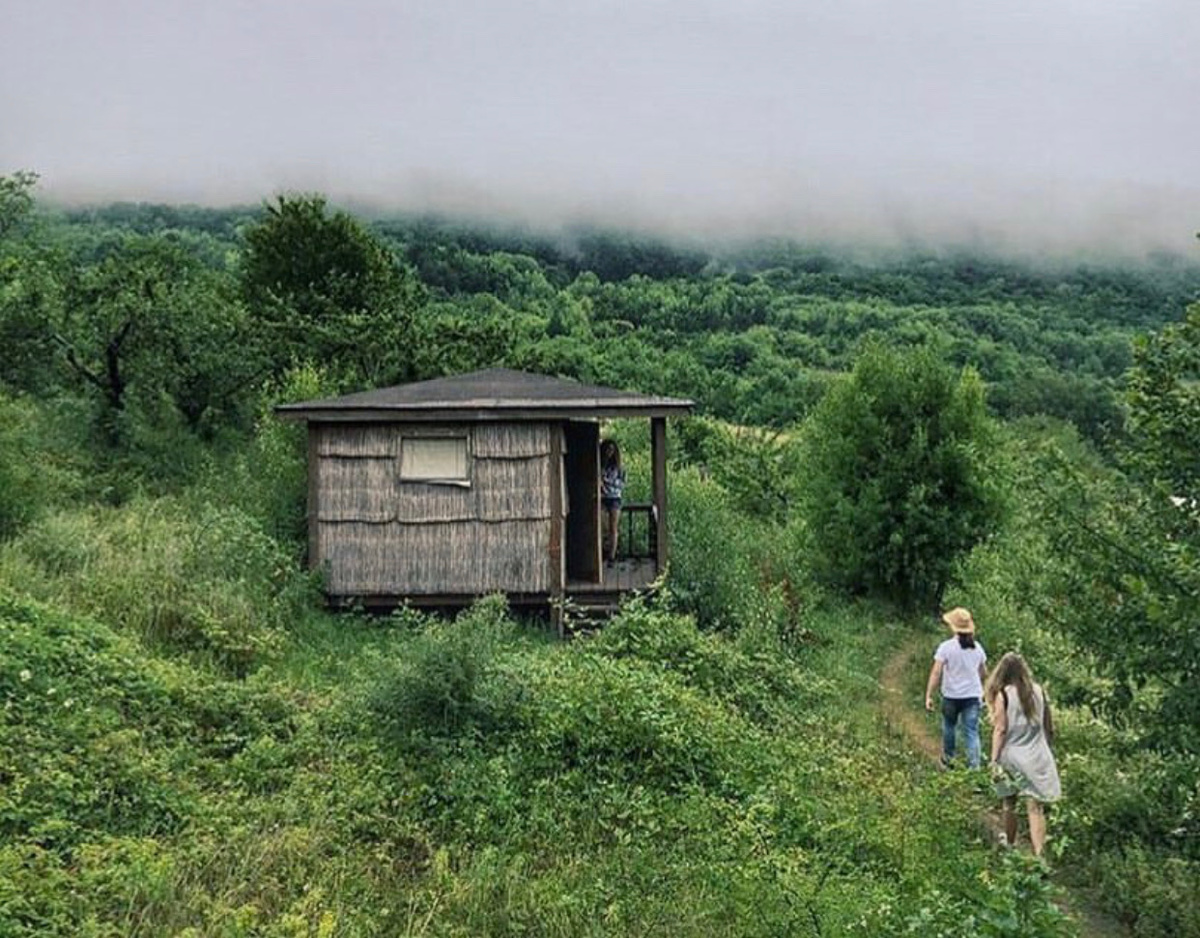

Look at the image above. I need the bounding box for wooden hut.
[276,368,693,621]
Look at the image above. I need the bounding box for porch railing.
[615,501,657,561]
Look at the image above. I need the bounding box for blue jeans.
[941,697,981,768]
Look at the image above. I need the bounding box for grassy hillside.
[0,475,1075,937]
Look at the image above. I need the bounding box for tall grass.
[0,497,318,672]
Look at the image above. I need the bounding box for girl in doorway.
[600,439,625,563]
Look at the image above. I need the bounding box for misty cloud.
[3,0,1198,257]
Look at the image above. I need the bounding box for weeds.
[0,498,319,672]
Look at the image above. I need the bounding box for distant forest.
[5,178,1199,461]
[49,196,1200,443]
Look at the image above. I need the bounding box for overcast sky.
[3,0,1198,255]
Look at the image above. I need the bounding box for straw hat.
[941,607,975,634]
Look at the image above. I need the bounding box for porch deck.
[567,557,658,597]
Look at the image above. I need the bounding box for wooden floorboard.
[568,558,657,595]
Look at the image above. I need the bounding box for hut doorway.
[563,420,601,583]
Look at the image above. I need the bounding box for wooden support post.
[307,423,321,571]
[651,417,669,573]
[549,424,565,637]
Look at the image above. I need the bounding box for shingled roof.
[275,368,694,422]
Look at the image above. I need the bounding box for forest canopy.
[5,186,1193,450]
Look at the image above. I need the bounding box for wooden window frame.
[399,434,471,487]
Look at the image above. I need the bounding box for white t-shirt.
[934,637,987,699]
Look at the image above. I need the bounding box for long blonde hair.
[985,652,1038,721]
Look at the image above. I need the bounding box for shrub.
[195,363,333,550]
[513,650,750,794]
[898,851,1074,937]
[671,416,802,523]
[0,395,82,541]
[797,342,1004,611]
[590,594,809,724]
[369,595,518,739]
[667,466,760,631]
[1105,850,1200,938]
[0,591,298,841]
[0,589,339,937]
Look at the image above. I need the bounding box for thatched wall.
[313,422,555,595]
[317,424,400,457]
[321,519,551,594]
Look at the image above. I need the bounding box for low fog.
[3,0,1198,259]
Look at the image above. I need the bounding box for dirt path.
[879,633,1128,938]
[879,633,943,762]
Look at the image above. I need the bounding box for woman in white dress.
[986,652,1061,857]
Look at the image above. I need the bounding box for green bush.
[897,852,1074,937]
[0,597,194,854]
[0,590,375,937]
[590,593,813,724]
[0,591,290,842]
[667,466,761,631]
[1089,846,1200,938]
[797,342,1004,610]
[89,398,224,499]
[195,363,333,550]
[513,650,751,794]
[369,595,519,739]
[0,395,82,541]
[671,416,802,522]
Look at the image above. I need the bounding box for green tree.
[51,234,255,438]
[798,343,1004,610]
[1029,303,1200,752]
[0,170,39,239]
[1126,302,1200,497]
[2,180,256,429]
[240,194,421,384]
[0,173,66,394]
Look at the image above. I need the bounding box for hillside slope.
[1,586,1075,937]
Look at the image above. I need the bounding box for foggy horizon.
[4,0,1198,260]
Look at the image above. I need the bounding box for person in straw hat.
[925,607,988,768]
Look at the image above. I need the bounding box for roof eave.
[275,402,694,423]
